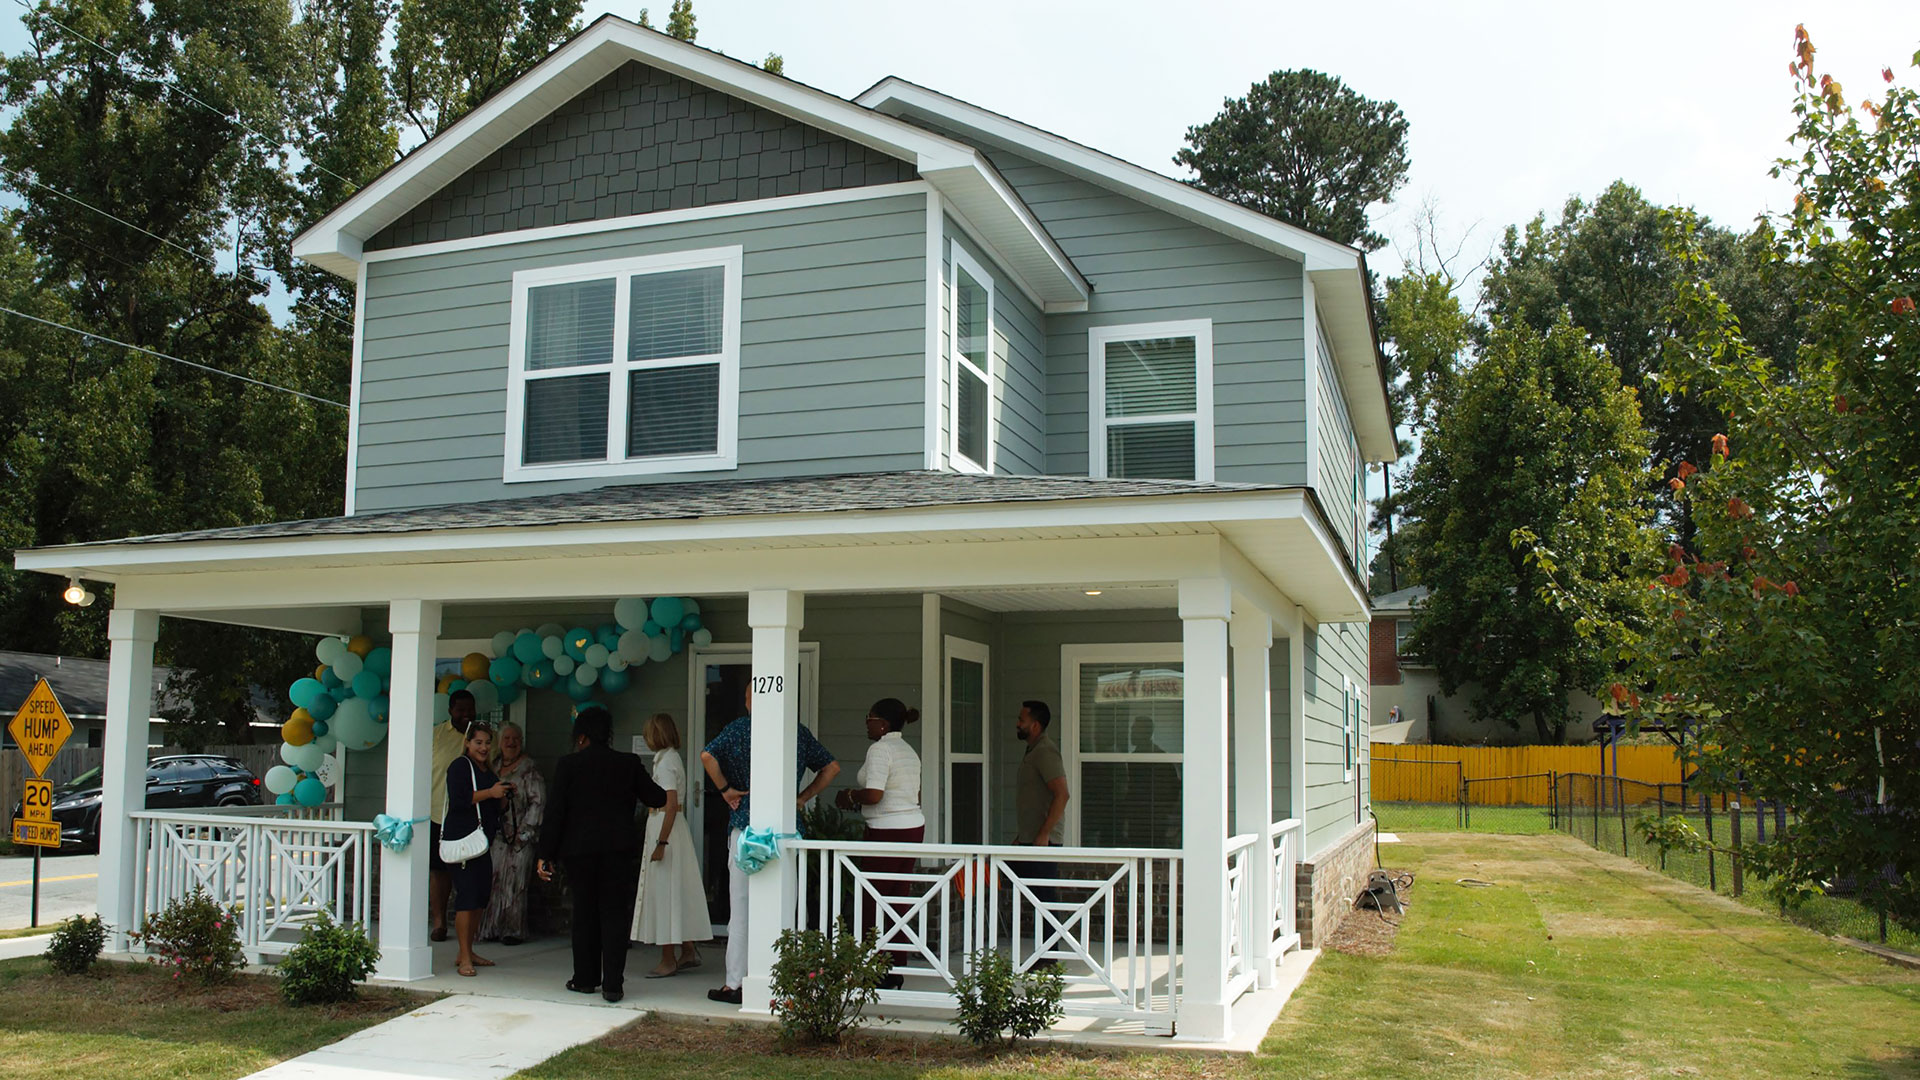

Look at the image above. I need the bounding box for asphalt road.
[0,851,97,930]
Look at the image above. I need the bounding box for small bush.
[131,888,245,984]
[44,914,107,975]
[768,920,891,1043]
[797,802,866,842]
[278,911,381,1005]
[953,949,1064,1048]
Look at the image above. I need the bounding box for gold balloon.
[436,674,457,694]
[461,652,490,682]
[282,713,315,746]
[347,635,374,657]
[314,664,327,681]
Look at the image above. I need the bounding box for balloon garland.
[274,598,711,807]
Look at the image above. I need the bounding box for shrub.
[768,920,891,1043]
[278,911,381,1005]
[44,913,107,975]
[131,888,245,984]
[798,801,866,842]
[953,949,1064,1048]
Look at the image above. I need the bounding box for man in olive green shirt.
[1012,700,1069,913]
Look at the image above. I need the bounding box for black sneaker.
[877,973,905,991]
[707,986,743,1005]
[602,987,624,1003]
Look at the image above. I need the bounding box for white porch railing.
[130,808,374,957]
[1269,818,1304,956]
[791,840,1182,1032]
[1225,832,1258,1000]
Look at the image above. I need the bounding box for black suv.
[33,755,261,852]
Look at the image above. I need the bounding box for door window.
[944,637,990,844]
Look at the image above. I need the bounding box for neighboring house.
[1369,586,1605,746]
[0,650,278,754]
[15,18,1392,1042]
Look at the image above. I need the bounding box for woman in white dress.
[632,712,709,978]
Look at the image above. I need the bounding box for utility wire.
[0,303,349,408]
[8,0,362,191]
[0,163,354,331]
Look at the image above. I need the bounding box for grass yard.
[1372,802,1555,835]
[519,833,1920,1080]
[0,955,428,1080]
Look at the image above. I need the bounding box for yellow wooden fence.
[1370,743,1685,806]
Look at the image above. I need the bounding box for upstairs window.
[505,247,741,482]
[1089,320,1214,482]
[949,246,994,472]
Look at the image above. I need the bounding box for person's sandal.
[645,964,678,979]
[565,979,599,994]
[457,962,476,977]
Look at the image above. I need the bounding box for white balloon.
[618,629,647,662]
[330,697,377,750]
[468,679,499,713]
[575,664,599,687]
[682,598,700,615]
[553,655,576,676]
[535,623,565,639]
[491,630,517,658]
[607,655,630,672]
[542,635,565,660]
[264,764,298,794]
[311,730,339,755]
[614,597,649,630]
[691,627,714,647]
[282,740,324,772]
[432,692,451,725]
[585,643,610,668]
[647,634,671,663]
[315,754,339,786]
[316,637,347,666]
[332,650,364,681]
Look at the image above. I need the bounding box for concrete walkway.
[239,995,635,1080]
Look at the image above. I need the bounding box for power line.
[0,304,349,409]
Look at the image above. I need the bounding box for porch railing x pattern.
[129,804,374,957]
[1225,832,1258,1000]
[1269,818,1304,956]
[790,839,1186,1032]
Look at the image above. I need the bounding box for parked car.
[15,755,262,852]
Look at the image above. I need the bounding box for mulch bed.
[1323,872,1414,957]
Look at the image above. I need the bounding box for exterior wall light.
[1084,589,1103,596]
[62,578,95,607]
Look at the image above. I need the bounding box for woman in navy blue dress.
[445,723,511,977]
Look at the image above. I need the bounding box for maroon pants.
[860,824,925,965]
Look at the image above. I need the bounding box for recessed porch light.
[1083,589,1103,596]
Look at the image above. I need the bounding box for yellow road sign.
[7,678,73,778]
[20,779,52,823]
[11,818,60,848]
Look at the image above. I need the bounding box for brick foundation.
[1294,819,1376,948]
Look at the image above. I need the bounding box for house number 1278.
[752,675,784,694]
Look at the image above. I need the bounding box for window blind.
[523,373,610,464]
[1077,662,1184,848]
[627,364,720,458]
[1106,422,1196,481]
[1104,337,1196,417]
[629,266,725,361]
[526,280,615,370]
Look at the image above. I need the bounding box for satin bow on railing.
[373,814,428,853]
[734,827,800,874]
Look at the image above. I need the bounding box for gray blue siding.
[1315,327,1366,570]
[1302,619,1369,855]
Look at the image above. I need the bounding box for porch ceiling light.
[1083,589,1103,596]
[62,578,94,607]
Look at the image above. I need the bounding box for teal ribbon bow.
[373,814,428,853]
[734,827,800,875]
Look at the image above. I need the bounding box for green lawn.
[520,833,1920,1080]
[0,956,427,1079]
[1373,802,1555,835]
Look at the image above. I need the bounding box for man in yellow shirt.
[429,689,476,941]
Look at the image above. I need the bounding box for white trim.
[923,193,944,471]
[1088,319,1214,483]
[359,183,932,265]
[502,245,742,483]
[344,260,368,517]
[919,594,941,835]
[942,634,990,844]
[1342,675,1355,783]
[948,244,995,474]
[1058,642,1184,847]
[942,201,1047,312]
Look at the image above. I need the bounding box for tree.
[1175,69,1409,251]
[389,0,584,139]
[1400,317,1658,742]
[1609,28,1919,929]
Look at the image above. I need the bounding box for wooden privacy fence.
[1371,743,1684,806]
[0,744,280,822]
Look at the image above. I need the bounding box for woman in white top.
[631,713,709,978]
[834,697,924,987]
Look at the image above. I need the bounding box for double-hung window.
[504,246,741,482]
[949,246,994,473]
[1089,319,1214,482]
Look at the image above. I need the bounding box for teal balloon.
[649,596,684,627]
[319,667,343,690]
[596,625,621,652]
[641,620,661,636]
[293,777,328,807]
[330,685,353,702]
[564,627,593,661]
[512,632,544,664]
[307,694,337,722]
[647,634,671,663]
[599,666,630,694]
[290,678,325,710]
[365,647,393,677]
[351,670,383,699]
[489,656,522,686]
[311,720,329,737]
[524,663,556,689]
[449,679,468,693]
[680,612,702,631]
[670,627,685,653]
[369,695,390,721]
[276,793,295,805]
[496,680,522,705]
[565,678,595,703]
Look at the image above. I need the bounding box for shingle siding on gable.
[365,60,917,251]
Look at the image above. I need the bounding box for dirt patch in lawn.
[1323,873,1413,957]
[13,962,422,1021]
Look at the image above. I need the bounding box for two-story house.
[16,17,1393,1043]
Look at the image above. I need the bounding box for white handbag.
[438,758,490,865]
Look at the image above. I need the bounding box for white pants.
[725,827,747,990]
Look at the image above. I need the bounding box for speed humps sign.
[8,677,73,779]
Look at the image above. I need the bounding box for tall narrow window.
[505,247,741,482]
[944,636,990,845]
[949,246,993,472]
[1089,320,1213,481]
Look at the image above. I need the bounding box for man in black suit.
[537,704,667,1002]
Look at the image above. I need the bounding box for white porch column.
[377,599,440,980]
[1289,607,1309,846]
[1231,604,1277,988]
[101,608,159,952]
[743,588,804,1013]
[1178,578,1233,1042]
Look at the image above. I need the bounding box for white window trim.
[943,635,990,844]
[1342,676,1356,783]
[503,245,742,484]
[1059,642,1183,847]
[947,243,995,475]
[1088,318,1215,482]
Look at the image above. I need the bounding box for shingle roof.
[70,471,1291,548]
[0,651,170,719]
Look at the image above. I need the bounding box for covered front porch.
[17,474,1367,1043]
